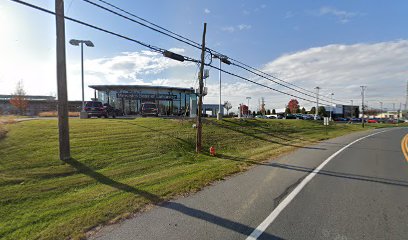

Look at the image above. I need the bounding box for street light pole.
[379,101,383,118]
[218,58,222,120]
[314,87,320,120]
[330,93,334,121]
[351,100,354,118]
[360,86,367,128]
[69,39,94,119]
[213,54,230,120]
[80,42,84,111]
[246,97,251,118]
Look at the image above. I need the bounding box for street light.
[246,97,251,118]
[329,93,334,121]
[213,54,231,120]
[314,87,320,120]
[69,39,94,119]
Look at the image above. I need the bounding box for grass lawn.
[0,118,401,239]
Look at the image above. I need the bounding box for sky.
[1,0,408,112]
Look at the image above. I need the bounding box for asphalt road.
[90,128,408,240]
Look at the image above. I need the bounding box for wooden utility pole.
[196,23,207,153]
[56,0,71,160]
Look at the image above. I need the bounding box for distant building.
[322,104,359,118]
[89,85,197,116]
[376,111,403,119]
[0,95,81,115]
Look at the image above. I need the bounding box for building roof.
[88,84,195,93]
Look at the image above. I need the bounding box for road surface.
[90,128,408,240]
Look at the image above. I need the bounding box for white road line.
[245,130,388,240]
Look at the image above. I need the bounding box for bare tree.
[223,101,232,116]
[9,80,28,115]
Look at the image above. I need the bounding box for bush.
[38,111,80,117]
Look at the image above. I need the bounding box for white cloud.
[204,8,210,14]
[316,6,362,24]
[260,40,408,109]
[221,26,235,33]
[221,24,252,33]
[238,24,252,31]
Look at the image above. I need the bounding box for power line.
[205,63,319,104]
[81,0,345,104]
[230,62,335,105]
[9,0,326,105]
[9,0,165,53]
[82,0,202,50]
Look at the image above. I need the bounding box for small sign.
[324,117,329,126]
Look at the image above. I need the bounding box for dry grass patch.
[38,111,80,117]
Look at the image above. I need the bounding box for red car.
[367,119,378,123]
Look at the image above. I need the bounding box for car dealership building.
[89,85,197,116]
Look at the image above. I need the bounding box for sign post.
[324,117,329,135]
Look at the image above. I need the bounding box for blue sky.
[1,0,408,111]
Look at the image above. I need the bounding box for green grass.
[0,118,401,239]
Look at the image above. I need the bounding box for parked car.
[367,119,378,123]
[267,115,277,119]
[350,117,362,123]
[314,115,323,120]
[84,101,108,118]
[84,101,118,118]
[334,117,349,122]
[141,102,159,117]
[302,114,314,120]
[102,103,122,118]
[255,115,268,119]
[285,114,297,119]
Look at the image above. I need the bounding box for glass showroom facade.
[89,85,197,116]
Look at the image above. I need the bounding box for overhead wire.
[9,0,166,53]
[9,0,330,105]
[83,0,345,105]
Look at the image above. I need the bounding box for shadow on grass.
[216,154,408,188]
[62,158,283,239]
[121,121,195,151]
[213,119,326,150]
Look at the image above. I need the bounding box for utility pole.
[379,101,383,118]
[196,23,206,153]
[360,86,367,128]
[314,87,320,120]
[55,0,70,160]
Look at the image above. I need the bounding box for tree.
[318,106,327,117]
[223,101,232,116]
[309,107,316,114]
[287,99,299,114]
[272,109,276,114]
[266,109,271,115]
[296,106,301,113]
[9,80,28,115]
[301,107,306,114]
[285,107,291,115]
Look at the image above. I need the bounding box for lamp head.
[69,39,80,46]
